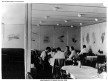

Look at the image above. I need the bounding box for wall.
[81,22,107,55]
[2,4,25,48]
[32,26,80,51]
[2,24,24,48]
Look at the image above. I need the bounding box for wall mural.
[43,36,50,43]
[32,32,38,35]
[83,36,84,43]
[72,35,77,43]
[72,38,77,43]
[92,32,96,44]
[101,32,105,43]
[8,34,20,41]
[58,35,64,43]
[32,32,39,41]
[86,33,90,43]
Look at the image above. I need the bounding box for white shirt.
[53,51,65,59]
[40,51,46,61]
[49,51,65,66]
[69,50,78,59]
[48,51,55,58]
[79,48,88,55]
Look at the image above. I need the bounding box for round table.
[62,66,98,79]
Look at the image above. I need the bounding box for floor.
[2,62,25,79]
[31,66,53,79]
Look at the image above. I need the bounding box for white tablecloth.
[86,56,97,61]
[62,66,98,79]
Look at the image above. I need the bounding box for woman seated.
[52,47,65,78]
[68,46,78,60]
[49,48,57,66]
[64,46,71,59]
[67,46,78,65]
[49,47,65,67]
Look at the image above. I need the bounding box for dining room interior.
[1,3,107,79]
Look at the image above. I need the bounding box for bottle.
[78,61,81,68]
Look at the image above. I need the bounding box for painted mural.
[32,32,39,41]
[54,28,67,50]
[72,38,77,43]
[8,34,20,41]
[81,22,106,54]
[43,36,50,43]
[82,36,84,43]
[3,24,24,48]
[71,34,77,43]
[92,32,96,44]
[86,33,90,43]
[32,26,80,50]
[101,32,105,43]
[58,35,64,43]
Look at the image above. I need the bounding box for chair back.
[54,59,65,68]
[83,53,88,57]
[97,55,106,64]
[53,59,65,78]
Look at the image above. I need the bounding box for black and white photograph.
[1,1,107,79]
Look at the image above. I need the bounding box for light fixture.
[53,7,60,11]
[71,25,73,28]
[37,24,40,26]
[40,21,43,24]
[64,20,68,23]
[57,24,60,26]
[95,18,98,21]
[44,16,49,19]
[78,14,81,17]
[80,23,82,26]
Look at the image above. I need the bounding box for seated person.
[66,46,78,65]
[79,45,88,55]
[78,45,88,65]
[49,47,65,66]
[48,48,57,58]
[64,46,71,59]
[40,47,51,70]
[51,48,57,57]
[52,47,65,78]
[68,46,78,60]
[40,47,51,61]
[49,48,57,66]
[54,47,65,59]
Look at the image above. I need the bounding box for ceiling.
[31,3,106,27]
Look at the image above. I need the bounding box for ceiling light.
[37,24,40,26]
[78,14,81,17]
[57,24,60,26]
[95,18,98,21]
[80,23,82,26]
[64,20,68,23]
[44,16,49,19]
[71,25,73,28]
[53,7,60,11]
[40,21,43,24]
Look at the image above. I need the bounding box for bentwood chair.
[53,59,65,79]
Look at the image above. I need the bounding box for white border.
[0,0,108,81]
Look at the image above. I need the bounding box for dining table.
[61,65,98,79]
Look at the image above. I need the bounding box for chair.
[97,55,106,64]
[97,55,107,74]
[53,59,65,79]
[79,53,88,65]
[26,72,33,79]
[65,59,73,65]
